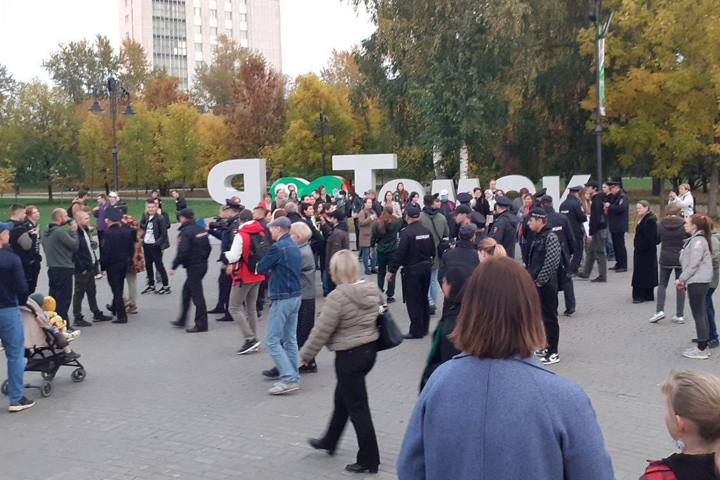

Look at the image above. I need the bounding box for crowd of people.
[1,180,719,479]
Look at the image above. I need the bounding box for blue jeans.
[265,296,301,384]
[428,268,440,308]
[706,287,718,341]
[361,247,377,273]
[323,271,336,296]
[605,236,615,261]
[0,306,25,403]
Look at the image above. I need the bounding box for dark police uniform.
[490,196,519,259]
[389,206,435,338]
[559,188,587,274]
[100,208,136,323]
[607,185,629,270]
[543,200,577,315]
[208,202,240,319]
[172,213,212,332]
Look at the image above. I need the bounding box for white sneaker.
[682,347,709,360]
[534,349,548,358]
[268,382,300,395]
[541,353,560,365]
[672,316,685,324]
[649,311,665,323]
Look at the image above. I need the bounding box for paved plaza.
[1,229,718,480]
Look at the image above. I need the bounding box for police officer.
[439,224,479,287]
[541,196,577,316]
[526,209,562,365]
[170,209,212,333]
[532,188,547,209]
[208,199,241,321]
[605,181,629,272]
[448,193,471,241]
[100,207,136,324]
[387,204,435,339]
[490,196,519,259]
[559,186,587,274]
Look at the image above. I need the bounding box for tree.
[43,35,120,104]
[119,38,151,93]
[160,103,202,190]
[4,82,79,200]
[0,64,18,118]
[321,48,364,90]
[78,113,112,190]
[144,75,190,110]
[197,113,231,183]
[118,102,160,199]
[192,35,249,113]
[226,54,287,158]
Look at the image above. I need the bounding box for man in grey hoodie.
[43,208,79,327]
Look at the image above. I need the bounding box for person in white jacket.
[669,184,695,217]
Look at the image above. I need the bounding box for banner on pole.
[599,29,606,116]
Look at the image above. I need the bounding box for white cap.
[108,191,119,198]
[440,189,448,196]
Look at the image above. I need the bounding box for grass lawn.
[0,198,224,228]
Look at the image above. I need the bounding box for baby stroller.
[1,299,86,398]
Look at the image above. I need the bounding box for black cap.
[585,181,599,190]
[470,212,486,227]
[178,208,195,219]
[106,207,123,222]
[328,210,346,222]
[496,196,513,208]
[569,185,583,193]
[534,188,547,198]
[423,194,436,207]
[456,204,472,215]
[607,181,622,188]
[540,195,553,205]
[529,208,547,220]
[457,192,473,204]
[225,198,241,209]
[405,205,421,218]
[458,224,476,240]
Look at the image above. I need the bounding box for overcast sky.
[0,0,375,83]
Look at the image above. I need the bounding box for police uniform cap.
[569,185,583,193]
[178,208,195,220]
[495,196,513,208]
[225,198,242,209]
[457,192,472,204]
[534,188,547,198]
[456,204,472,215]
[106,207,123,222]
[529,208,547,220]
[607,181,622,188]
[540,195,553,205]
[458,224,476,240]
[470,212,486,226]
[405,205,421,218]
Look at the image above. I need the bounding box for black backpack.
[246,232,270,272]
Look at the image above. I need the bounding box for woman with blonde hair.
[477,237,507,262]
[641,370,720,480]
[301,249,383,474]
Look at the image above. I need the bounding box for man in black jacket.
[438,224,479,286]
[100,208,136,324]
[207,199,241,321]
[541,196,576,316]
[171,190,187,221]
[578,182,608,282]
[72,210,112,326]
[559,186,587,274]
[7,204,33,289]
[490,196,519,259]
[526,209,562,365]
[605,182,629,272]
[171,209,212,333]
[388,205,436,339]
[140,200,171,295]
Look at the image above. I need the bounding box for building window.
[194,7,201,16]
[239,30,248,39]
[210,27,218,36]
[225,0,232,10]
[210,9,217,18]
[239,13,246,22]
[196,61,204,69]
[211,44,218,53]
[194,25,202,34]
[195,43,202,52]
[226,12,232,20]
[227,28,233,38]
[125,0,128,6]
[125,15,129,25]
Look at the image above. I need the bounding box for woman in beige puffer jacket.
[300,249,384,475]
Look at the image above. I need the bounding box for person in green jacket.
[371,206,402,303]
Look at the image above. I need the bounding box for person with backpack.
[170,209,212,333]
[224,210,268,355]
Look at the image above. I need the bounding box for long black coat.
[632,213,659,288]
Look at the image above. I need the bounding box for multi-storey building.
[119,0,282,90]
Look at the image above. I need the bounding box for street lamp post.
[315,112,329,176]
[89,77,136,193]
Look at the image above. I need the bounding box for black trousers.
[143,244,168,287]
[537,283,559,354]
[570,239,584,273]
[632,287,655,302]
[321,342,380,469]
[48,267,74,324]
[213,267,232,313]
[611,232,628,269]
[73,271,102,319]
[353,218,360,249]
[177,264,208,331]
[563,276,576,311]
[256,278,268,313]
[107,266,128,320]
[402,264,431,338]
[297,299,316,350]
[24,261,41,294]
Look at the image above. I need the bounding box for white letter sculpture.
[333,154,397,195]
[207,158,267,207]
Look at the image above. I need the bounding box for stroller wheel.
[42,371,56,381]
[41,381,53,397]
[1,380,8,396]
[71,368,86,383]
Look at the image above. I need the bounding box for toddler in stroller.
[1,294,86,399]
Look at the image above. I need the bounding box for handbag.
[376,305,403,351]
